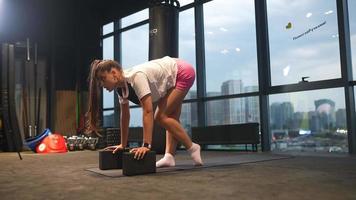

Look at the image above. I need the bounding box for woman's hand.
[130,147,150,160]
[104,144,124,154]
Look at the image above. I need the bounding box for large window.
[102,36,114,109]
[204,0,258,97]
[129,108,143,127]
[180,102,198,136]
[179,0,194,7]
[349,0,356,80]
[269,88,348,153]
[121,9,148,28]
[267,0,341,85]
[102,22,114,35]
[103,110,115,127]
[121,21,148,127]
[179,8,197,99]
[102,34,115,127]
[121,25,149,68]
[205,96,260,150]
[206,96,260,126]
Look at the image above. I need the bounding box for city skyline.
[104,78,347,132]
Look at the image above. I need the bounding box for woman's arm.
[128,94,153,159]
[120,102,130,147]
[140,94,154,146]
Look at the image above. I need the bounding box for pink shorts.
[175,59,195,91]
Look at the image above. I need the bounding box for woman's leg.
[155,88,192,148]
[155,88,202,166]
[155,104,181,167]
[165,103,182,154]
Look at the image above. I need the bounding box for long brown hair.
[85,59,122,136]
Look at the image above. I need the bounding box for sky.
[102,0,356,119]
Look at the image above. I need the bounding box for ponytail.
[85,59,122,136]
[85,60,102,136]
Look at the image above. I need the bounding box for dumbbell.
[122,151,156,176]
[87,138,98,150]
[68,143,75,151]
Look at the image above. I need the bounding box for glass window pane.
[179,0,194,7]
[121,9,148,28]
[121,24,148,125]
[349,0,356,80]
[102,36,114,108]
[122,24,149,106]
[121,25,149,68]
[267,0,341,85]
[179,8,197,99]
[205,96,260,150]
[102,22,114,35]
[206,96,260,126]
[204,0,258,97]
[180,102,198,136]
[103,110,115,127]
[269,88,348,154]
[129,108,143,127]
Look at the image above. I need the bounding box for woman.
[86,56,203,167]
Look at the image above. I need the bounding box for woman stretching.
[86,56,203,167]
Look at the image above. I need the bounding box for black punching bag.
[149,0,180,59]
[148,0,180,154]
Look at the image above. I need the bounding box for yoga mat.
[86,153,292,177]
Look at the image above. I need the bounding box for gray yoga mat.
[86,153,292,177]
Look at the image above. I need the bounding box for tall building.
[244,86,259,122]
[221,80,244,124]
[335,109,347,129]
[314,99,336,131]
[270,102,294,130]
[180,90,198,134]
[206,92,224,125]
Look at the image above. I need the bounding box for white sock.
[156,153,175,168]
[187,143,203,166]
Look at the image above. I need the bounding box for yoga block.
[99,149,124,170]
[122,151,156,176]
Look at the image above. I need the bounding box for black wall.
[0,0,152,91]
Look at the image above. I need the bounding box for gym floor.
[0,150,355,200]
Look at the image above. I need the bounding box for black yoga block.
[122,151,156,176]
[99,149,124,170]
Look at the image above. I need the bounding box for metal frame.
[337,0,356,154]
[194,0,207,127]
[255,0,271,152]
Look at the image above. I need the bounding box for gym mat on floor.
[86,153,292,177]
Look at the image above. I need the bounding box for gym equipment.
[122,151,156,176]
[99,148,129,170]
[76,137,85,151]
[1,44,23,158]
[149,0,179,59]
[35,133,67,153]
[66,135,99,151]
[106,128,120,146]
[87,137,98,150]
[25,128,51,152]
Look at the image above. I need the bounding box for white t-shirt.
[123,56,178,103]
